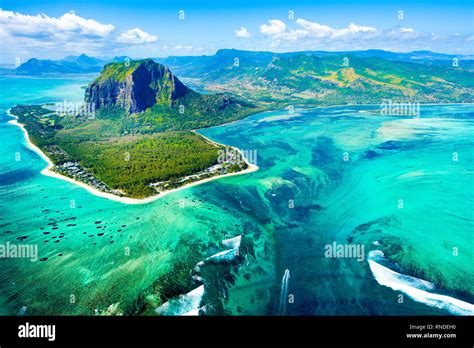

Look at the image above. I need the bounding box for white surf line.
[155,284,205,316]
[206,235,242,262]
[278,269,290,315]
[6,108,258,205]
[205,248,239,262]
[184,234,244,311]
[368,250,474,316]
[221,235,242,250]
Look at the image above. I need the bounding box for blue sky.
[0,0,473,64]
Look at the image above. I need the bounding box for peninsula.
[9,59,261,201]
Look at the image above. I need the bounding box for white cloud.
[254,17,473,53]
[270,19,376,40]
[294,19,334,38]
[172,45,193,50]
[258,19,378,45]
[0,9,158,58]
[116,28,157,44]
[166,44,205,55]
[260,19,286,35]
[331,23,376,38]
[0,10,115,39]
[235,26,250,38]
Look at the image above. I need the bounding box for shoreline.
[6,109,259,205]
[192,102,474,131]
[6,101,471,204]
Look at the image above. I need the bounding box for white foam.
[206,248,237,262]
[155,285,205,316]
[182,308,200,316]
[257,113,301,123]
[368,251,474,315]
[221,235,242,249]
[378,117,471,142]
[278,269,290,315]
[398,170,425,179]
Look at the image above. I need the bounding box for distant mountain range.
[5,49,474,105]
[7,54,131,75]
[6,49,474,76]
[156,49,474,75]
[156,49,474,105]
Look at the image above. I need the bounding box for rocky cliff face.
[85,59,189,113]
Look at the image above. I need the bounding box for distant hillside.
[7,54,138,75]
[7,49,473,77]
[61,54,104,66]
[13,54,104,75]
[156,49,474,106]
[157,49,474,75]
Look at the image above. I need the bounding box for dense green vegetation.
[10,105,58,146]
[96,61,142,82]
[10,105,226,198]
[140,91,260,131]
[59,132,221,197]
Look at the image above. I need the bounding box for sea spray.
[186,235,244,314]
[367,250,474,315]
[155,285,205,316]
[206,248,237,262]
[278,269,290,315]
[221,235,242,250]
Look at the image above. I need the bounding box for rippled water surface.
[0,76,472,315]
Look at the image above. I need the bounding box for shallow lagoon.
[0,76,472,315]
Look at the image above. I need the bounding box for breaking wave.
[368,250,474,316]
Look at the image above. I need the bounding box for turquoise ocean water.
[0,76,472,315]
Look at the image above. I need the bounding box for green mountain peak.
[85,59,189,113]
